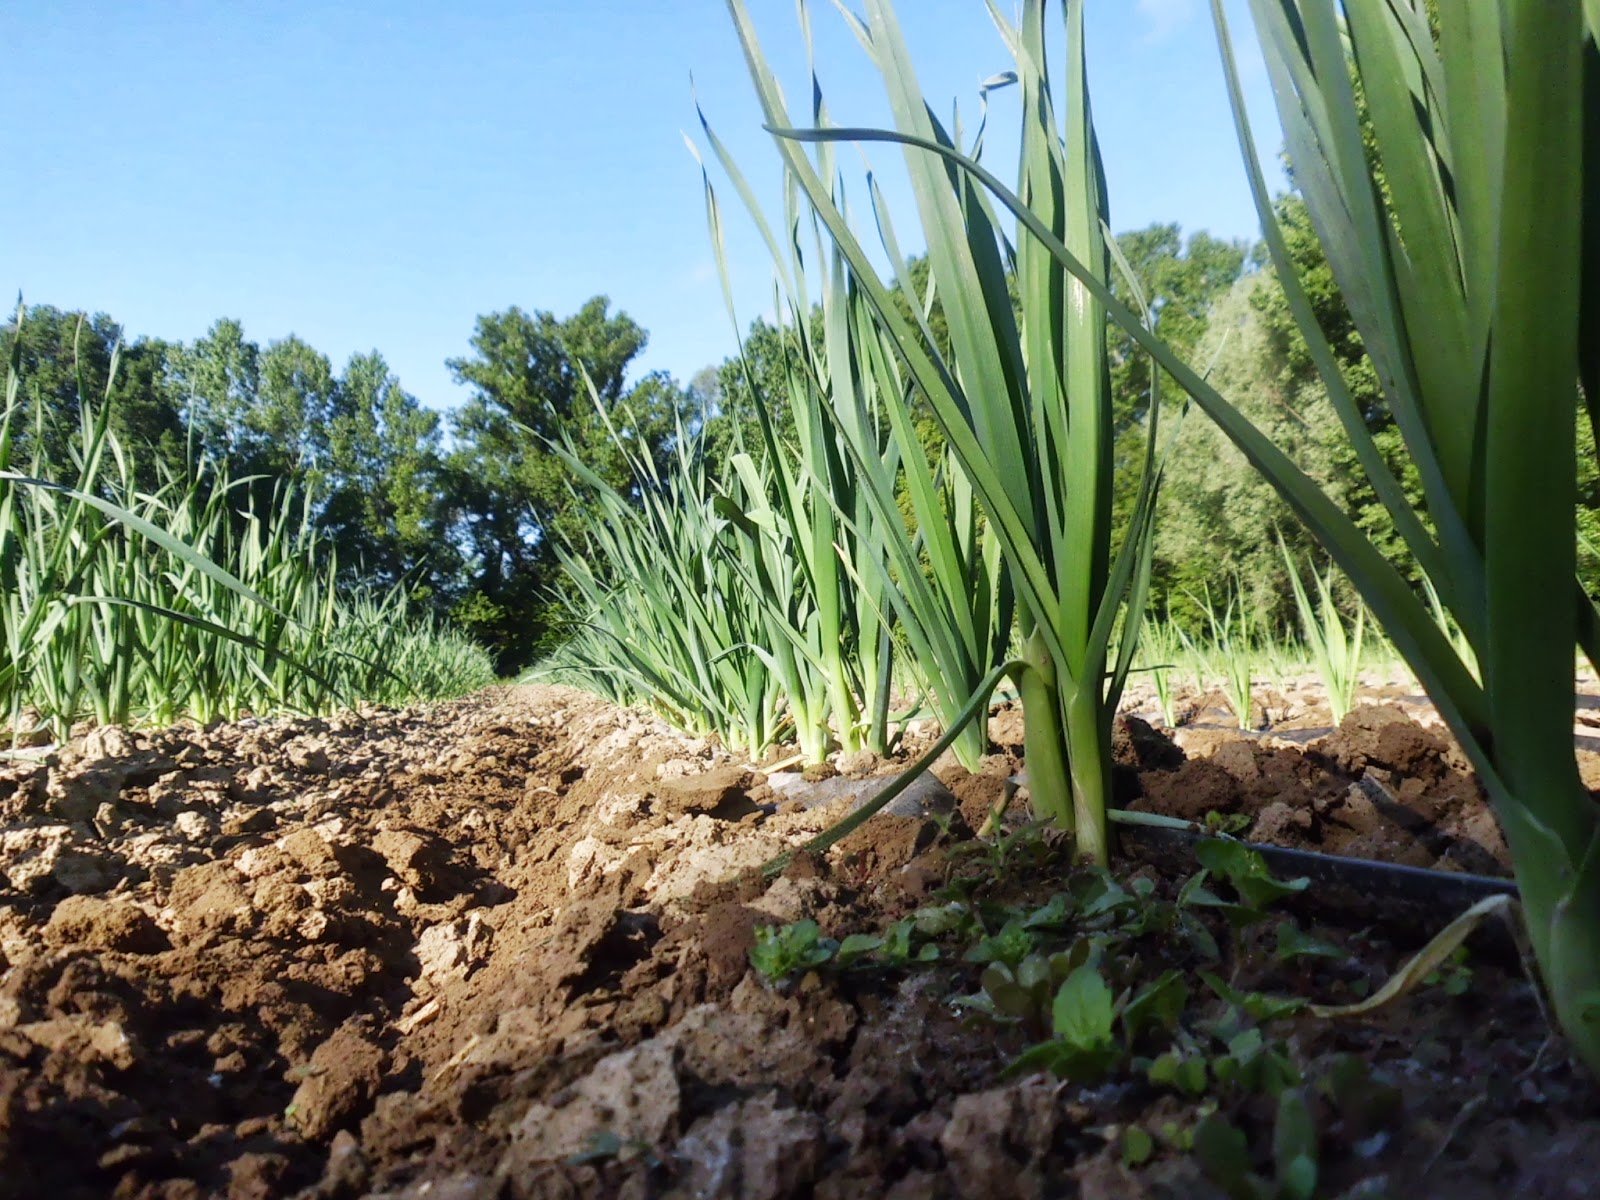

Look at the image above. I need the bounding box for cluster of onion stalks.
[0,345,495,744]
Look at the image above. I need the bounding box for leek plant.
[714,445,846,763]
[542,341,902,767]
[1190,583,1259,730]
[1420,573,1478,684]
[541,405,786,760]
[716,275,903,765]
[1136,613,1182,728]
[729,0,1600,1071]
[1282,546,1365,723]
[692,89,1014,772]
[726,0,1167,864]
[1201,0,1600,1074]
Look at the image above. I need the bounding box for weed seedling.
[1422,945,1473,997]
[749,919,837,984]
[1192,1088,1319,1200]
[1006,961,1122,1083]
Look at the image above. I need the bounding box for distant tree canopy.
[442,297,697,667]
[15,199,1588,679]
[2,303,453,618]
[1,296,712,674]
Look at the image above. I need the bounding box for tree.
[1148,272,1346,627]
[702,317,799,468]
[172,318,261,463]
[108,336,189,486]
[445,297,693,670]
[1246,195,1424,584]
[253,335,337,476]
[1108,224,1250,433]
[1104,227,1249,592]
[322,351,453,593]
[0,304,189,488]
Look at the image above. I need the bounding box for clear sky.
[0,1,1283,415]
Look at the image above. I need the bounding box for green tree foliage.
[1105,227,1248,603]
[701,317,801,468]
[1100,198,1452,633]
[19,194,1517,684]
[1109,224,1251,433]
[1148,273,1348,625]
[443,297,694,669]
[325,351,451,591]
[4,304,456,614]
[172,317,262,463]
[172,321,455,596]
[0,306,188,486]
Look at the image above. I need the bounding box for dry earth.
[0,684,1595,1198]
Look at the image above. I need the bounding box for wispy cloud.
[1137,0,1198,42]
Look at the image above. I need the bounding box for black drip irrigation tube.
[1115,819,1520,958]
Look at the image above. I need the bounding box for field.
[5,2,1600,1196]
[1,680,1595,1198]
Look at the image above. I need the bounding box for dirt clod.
[289,1026,388,1141]
[43,895,167,954]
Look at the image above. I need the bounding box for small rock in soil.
[940,1076,1068,1200]
[504,1035,680,1166]
[305,1129,370,1199]
[1,825,127,895]
[673,1091,826,1199]
[415,913,494,986]
[1249,799,1314,846]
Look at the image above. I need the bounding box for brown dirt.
[0,685,1593,1198]
[1121,705,1513,876]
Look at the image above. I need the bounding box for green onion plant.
[726,0,1168,864]
[1137,612,1182,729]
[725,0,1600,1072]
[0,323,495,742]
[1199,0,1600,1073]
[692,82,1015,772]
[1189,582,1259,731]
[836,0,1600,1074]
[1282,544,1365,724]
[541,403,786,760]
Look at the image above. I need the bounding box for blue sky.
[0,1,1282,415]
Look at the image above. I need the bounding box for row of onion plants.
[1,333,496,743]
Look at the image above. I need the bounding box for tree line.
[13,203,1589,674]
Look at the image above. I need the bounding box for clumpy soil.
[0,685,1594,1199]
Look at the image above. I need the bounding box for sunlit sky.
[1,1,1283,414]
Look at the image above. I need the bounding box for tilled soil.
[0,685,1594,1199]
